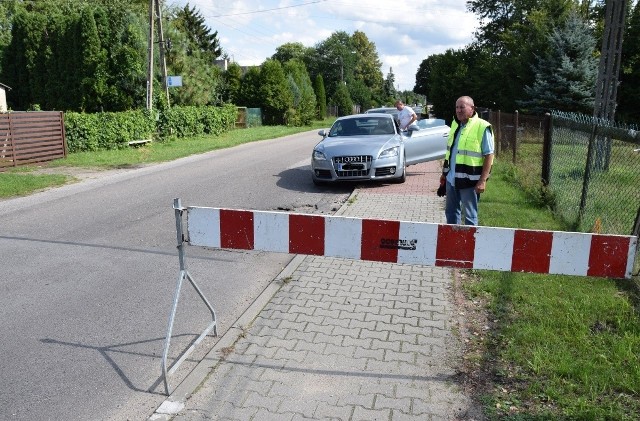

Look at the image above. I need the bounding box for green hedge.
[157,104,237,138]
[64,104,238,153]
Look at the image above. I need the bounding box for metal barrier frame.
[161,198,217,396]
[161,198,637,394]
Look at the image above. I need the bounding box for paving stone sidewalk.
[151,160,480,420]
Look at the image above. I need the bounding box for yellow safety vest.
[444,114,492,188]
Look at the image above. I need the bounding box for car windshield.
[328,117,396,137]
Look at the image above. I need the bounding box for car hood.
[316,135,400,156]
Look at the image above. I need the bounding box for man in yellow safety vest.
[439,96,495,226]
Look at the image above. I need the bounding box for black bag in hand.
[437,184,446,197]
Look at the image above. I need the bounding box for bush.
[65,109,155,152]
[156,104,236,139]
[65,105,237,152]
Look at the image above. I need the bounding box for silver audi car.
[311,114,449,185]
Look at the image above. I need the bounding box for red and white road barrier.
[186,207,638,279]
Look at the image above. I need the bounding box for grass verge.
[463,156,640,420]
[0,169,70,198]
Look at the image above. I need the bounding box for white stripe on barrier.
[185,206,638,279]
[255,211,289,253]
[473,226,515,272]
[550,231,591,276]
[187,207,220,248]
[326,215,362,260]
[397,221,438,266]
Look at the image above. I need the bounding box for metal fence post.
[577,124,598,229]
[541,113,552,186]
[513,110,519,164]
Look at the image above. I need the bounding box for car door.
[404,125,449,165]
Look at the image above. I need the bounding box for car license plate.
[338,163,366,171]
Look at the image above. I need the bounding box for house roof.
[0,82,12,91]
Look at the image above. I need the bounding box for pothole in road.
[275,200,346,215]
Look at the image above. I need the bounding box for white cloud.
[168,0,478,91]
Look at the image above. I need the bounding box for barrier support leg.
[161,198,217,396]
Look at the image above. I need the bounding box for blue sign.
[167,76,182,87]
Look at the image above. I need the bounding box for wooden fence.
[477,109,548,164]
[0,111,67,171]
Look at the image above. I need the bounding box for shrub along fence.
[479,109,640,237]
[0,104,238,169]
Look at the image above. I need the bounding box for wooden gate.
[0,111,67,170]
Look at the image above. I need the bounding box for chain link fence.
[549,111,640,236]
[480,109,640,238]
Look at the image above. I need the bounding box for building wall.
[0,87,6,112]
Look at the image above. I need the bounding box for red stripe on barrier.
[435,225,475,268]
[220,209,254,250]
[511,230,552,273]
[588,235,630,278]
[289,214,325,255]
[361,219,400,263]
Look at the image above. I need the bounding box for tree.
[276,31,385,110]
[283,58,316,126]
[221,61,243,104]
[466,0,575,111]
[313,74,327,119]
[413,57,432,99]
[332,81,353,116]
[0,0,21,75]
[425,49,473,120]
[272,42,311,64]
[1,1,148,111]
[173,3,222,62]
[79,8,108,111]
[519,10,598,114]
[161,20,221,106]
[310,31,355,101]
[616,0,640,123]
[382,67,397,104]
[259,59,293,125]
[351,31,384,101]
[348,79,373,111]
[105,11,148,110]
[237,66,262,108]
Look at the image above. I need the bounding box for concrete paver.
[150,161,481,421]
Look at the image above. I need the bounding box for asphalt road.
[0,130,352,420]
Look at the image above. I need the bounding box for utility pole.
[593,0,626,120]
[156,0,170,107]
[146,0,170,110]
[146,0,155,110]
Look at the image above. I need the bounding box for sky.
[168,0,480,92]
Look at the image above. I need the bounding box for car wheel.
[395,156,406,183]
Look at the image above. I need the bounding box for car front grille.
[334,155,372,178]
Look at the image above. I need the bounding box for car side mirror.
[318,129,328,138]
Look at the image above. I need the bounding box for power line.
[209,0,329,18]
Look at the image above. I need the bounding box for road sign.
[167,76,182,87]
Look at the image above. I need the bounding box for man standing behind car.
[440,96,494,226]
[395,100,419,131]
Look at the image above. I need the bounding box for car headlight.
[313,150,327,161]
[378,146,399,159]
